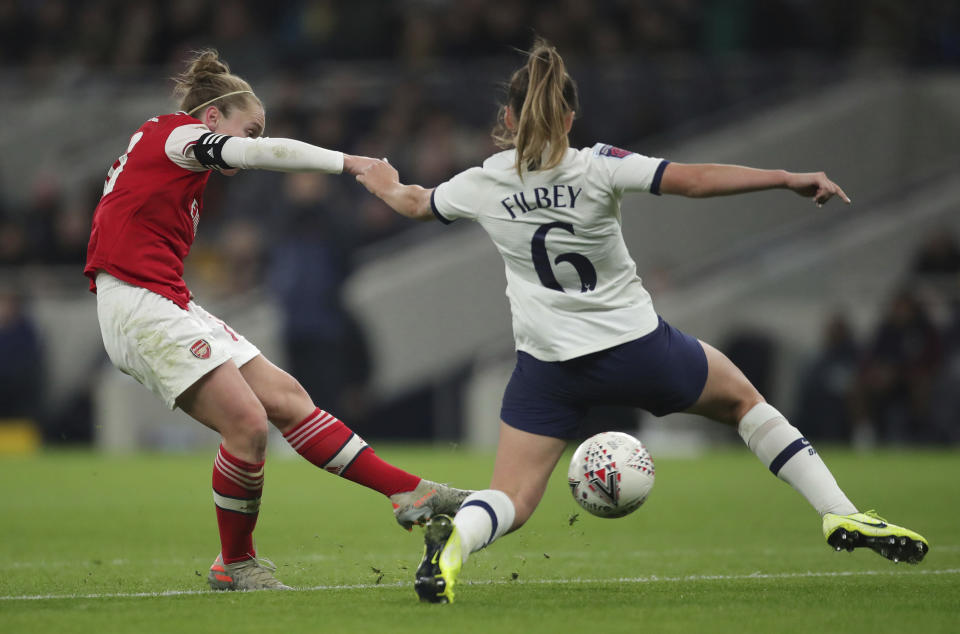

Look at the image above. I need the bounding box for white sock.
[452,490,516,564]
[738,403,857,516]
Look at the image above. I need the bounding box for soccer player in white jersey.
[356,39,930,603]
[84,50,470,591]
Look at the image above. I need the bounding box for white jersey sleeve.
[220,137,344,173]
[431,166,485,223]
[591,143,669,196]
[163,124,344,174]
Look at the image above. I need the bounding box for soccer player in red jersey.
[84,50,469,591]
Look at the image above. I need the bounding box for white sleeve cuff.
[221,136,344,173]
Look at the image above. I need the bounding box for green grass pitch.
[2,445,958,633]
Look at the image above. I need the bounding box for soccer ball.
[567,431,655,518]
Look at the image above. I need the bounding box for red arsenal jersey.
[84,113,212,309]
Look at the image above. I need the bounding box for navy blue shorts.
[500,317,708,439]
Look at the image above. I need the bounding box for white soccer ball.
[567,431,655,518]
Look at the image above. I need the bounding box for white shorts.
[95,272,261,409]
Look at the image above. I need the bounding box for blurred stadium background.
[0,0,958,455]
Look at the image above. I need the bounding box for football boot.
[207,553,292,590]
[391,479,473,530]
[823,510,929,564]
[414,514,462,603]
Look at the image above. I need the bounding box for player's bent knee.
[259,374,312,427]
[732,394,765,423]
[718,372,765,424]
[222,403,269,454]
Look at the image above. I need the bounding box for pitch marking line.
[7,545,960,569]
[2,567,958,602]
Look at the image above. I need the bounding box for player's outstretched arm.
[660,163,851,207]
[356,160,435,221]
[218,136,348,174]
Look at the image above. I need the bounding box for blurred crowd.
[0,1,958,446]
[2,0,958,74]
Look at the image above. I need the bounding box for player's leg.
[471,421,567,543]
[686,340,859,513]
[416,348,580,601]
[179,363,267,560]
[176,362,290,590]
[238,354,470,527]
[416,421,566,603]
[686,340,928,562]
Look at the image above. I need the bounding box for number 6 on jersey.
[531,221,597,293]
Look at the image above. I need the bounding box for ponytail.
[173,49,261,119]
[492,38,579,176]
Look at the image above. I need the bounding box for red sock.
[283,407,420,497]
[212,444,264,564]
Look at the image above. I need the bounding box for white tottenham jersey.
[431,143,670,362]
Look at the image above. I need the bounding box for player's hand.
[355,158,400,196]
[342,154,381,176]
[786,171,851,207]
